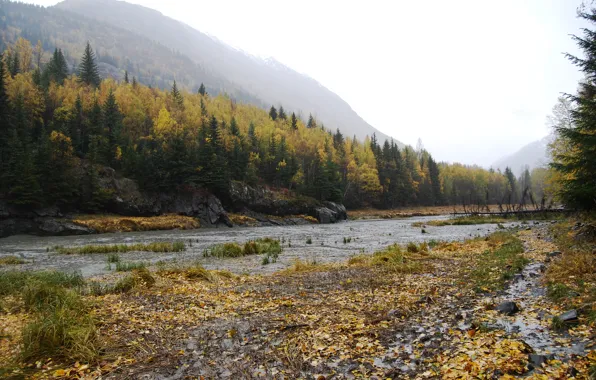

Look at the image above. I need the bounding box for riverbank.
[1,221,594,378]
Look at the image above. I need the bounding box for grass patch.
[73,214,200,233]
[468,232,528,292]
[0,271,84,297]
[0,270,97,363]
[371,244,425,273]
[282,259,330,273]
[205,238,282,260]
[0,256,25,266]
[115,261,147,272]
[55,241,186,255]
[106,253,120,263]
[228,214,259,226]
[545,219,596,318]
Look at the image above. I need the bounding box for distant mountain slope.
[492,135,552,176]
[53,0,399,145]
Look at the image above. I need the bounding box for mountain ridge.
[491,135,552,176]
[53,0,401,145]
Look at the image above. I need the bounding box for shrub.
[107,253,120,263]
[243,241,259,256]
[306,237,313,244]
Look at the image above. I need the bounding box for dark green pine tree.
[0,55,12,165]
[248,122,259,152]
[291,112,298,130]
[9,53,19,77]
[171,80,183,107]
[198,83,206,96]
[278,106,287,120]
[307,114,316,129]
[54,49,69,84]
[269,106,278,121]
[427,156,442,205]
[230,117,241,137]
[551,8,596,210]
[124,70,129,84]
[78,42,101,87]
[5,130,42,208]
[132,76,138,88]
[103,90,122,166]
[504,167,518,204]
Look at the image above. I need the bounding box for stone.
[558,310,579,323]
[495,301,520,315]
[547,251,562,258]
[528,354,554,369]
[387,309,402,318]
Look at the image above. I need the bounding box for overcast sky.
[26,0,586,166]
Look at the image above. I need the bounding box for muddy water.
[0,215,514,277]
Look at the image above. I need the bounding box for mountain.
[0,0,398,145]
[491,135,552,176]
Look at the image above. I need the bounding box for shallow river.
[0,215,515,277]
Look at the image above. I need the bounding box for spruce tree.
[198,83,206,96]
[278,106,287,120]
[307,114,316,128]
[171,80,183,106]
[291,112,298,130]
[78,42,101,87]
[551,8,596,210]
[132,76,138,88]
[124,70,129,84]
[269,106,278,121]
[9,53,19,77]
[103,90,122,166]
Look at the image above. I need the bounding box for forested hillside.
[0,37,551,214]
[0,0,397,144]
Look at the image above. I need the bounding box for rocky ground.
[1,224,594,379]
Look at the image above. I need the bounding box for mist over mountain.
[491,135,552,176]
[50,0,399,145]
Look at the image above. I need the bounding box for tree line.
[0,38,550,212]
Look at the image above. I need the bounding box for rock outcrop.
[229,181,347,224]
[0,175,347,238]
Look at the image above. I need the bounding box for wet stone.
[547,251,562,258]
[528,354,554,369]
[558,310,579,323]
[496,301,520,315]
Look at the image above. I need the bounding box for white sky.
[26,0,586,166]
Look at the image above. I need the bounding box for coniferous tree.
[171,80,183,107]
[124,70,129,84]
[291,112,298,130]
[551,8,596,210]
[198,83,206,96]
[278,106,287,120]
[9,53,19,77]
[269,105,278,121]
[307,114,316,128]
[78,42,101,87]
[132,76,137,88]
[103,90,122,166]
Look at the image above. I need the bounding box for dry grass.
[0,256,25,266]
[349,205,503,220]
[228,214,259,226]
[546,220,596,321]
[55,241,185,255]
[73,214,200,233]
